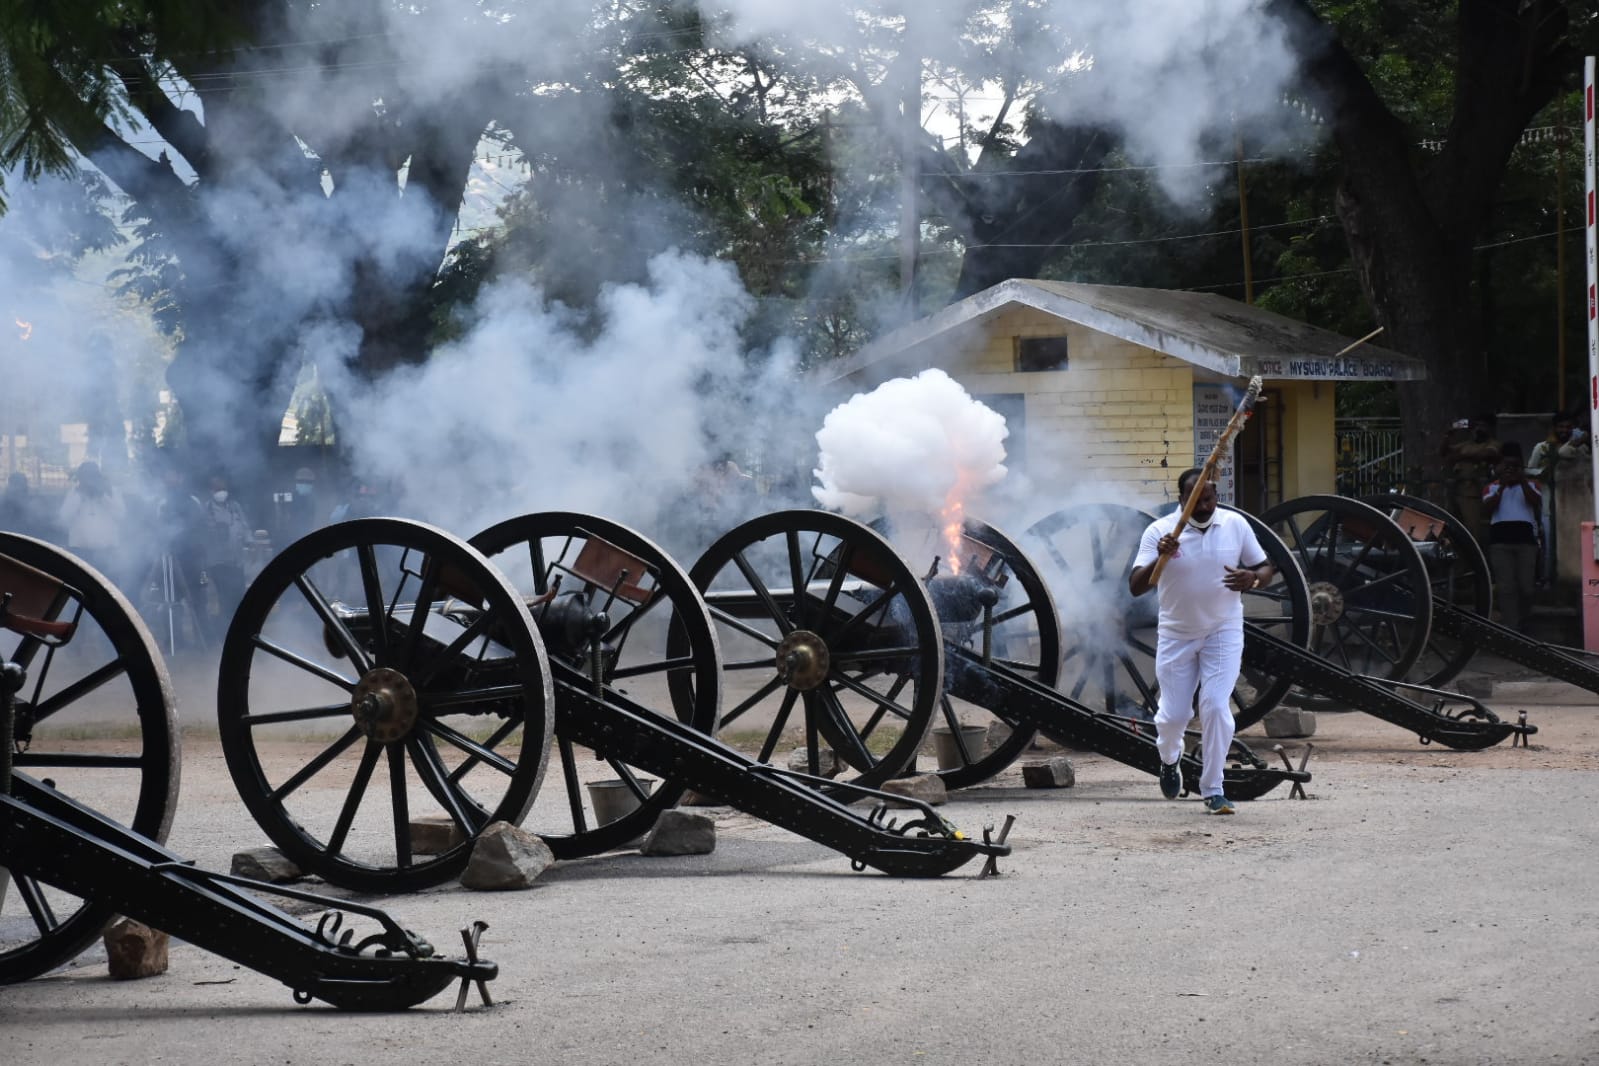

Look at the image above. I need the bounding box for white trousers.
[1153,626,1241,798]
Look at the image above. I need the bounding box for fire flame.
[939,478,973,575]
[15,319,31,341]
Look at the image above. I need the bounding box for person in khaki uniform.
[1440,415,1501,543]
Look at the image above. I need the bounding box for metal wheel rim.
[1021,504,1310,731]
[0,533,179,983]
[679,510,943,791]
[891,517,1054,789]
[1361,493,1490,686]
[218,518,553,893]
[1258,495,1433,688]
[472,512,720,859]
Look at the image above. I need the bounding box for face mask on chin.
[212,490,229,504]
[1188,512,1214,530]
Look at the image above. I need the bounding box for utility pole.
[897,35,921,307]
[1236,132,1254,304]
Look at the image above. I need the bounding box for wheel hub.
[1308,581,1344,626]
[351,667,419,742]
[776,630,831,691]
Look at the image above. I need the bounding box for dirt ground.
[2,679,1597,1066]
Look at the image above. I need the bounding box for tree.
[1267,0,1598,486]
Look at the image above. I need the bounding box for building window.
[1014,336,1068,372]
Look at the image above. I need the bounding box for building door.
[1232,388,1282,515]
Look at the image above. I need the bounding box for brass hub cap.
[776,630,831,691]
[1308,581,1344,627]
[351,667,420,743]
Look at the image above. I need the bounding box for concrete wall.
[1278,380,1337,499]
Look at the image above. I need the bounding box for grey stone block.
[1021,756,1076,789]
[640,810,717,856]
[460,821,555,891]
[230,846,302,883]
[104,917,170,980]
[409,814,466,854]
[1263,708,1317,738]
[879,774,948,807]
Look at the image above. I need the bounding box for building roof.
[827,279,1426,384]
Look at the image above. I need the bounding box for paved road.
[3,705,1597,1066]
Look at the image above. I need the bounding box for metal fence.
[1335,417,1406,497]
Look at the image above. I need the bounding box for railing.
[1335,418,1406,498]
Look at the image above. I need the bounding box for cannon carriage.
[216,514,1008,891]
[0,533,499,1008]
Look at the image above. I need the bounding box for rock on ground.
[459,822,555,890]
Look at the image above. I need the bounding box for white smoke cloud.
[812,368,1008,517]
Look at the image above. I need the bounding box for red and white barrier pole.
[1582,56,1599,649]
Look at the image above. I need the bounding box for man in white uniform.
[1128,468,1275,814]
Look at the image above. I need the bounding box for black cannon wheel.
[1362,493,1492,687]
[218,518,554,893]
[0,533,179,983]
[1258,495,1433,692]
[675,511,943,791]
[471,513,721,859]
[875,517,1057,789]
[1021,504,1311,731]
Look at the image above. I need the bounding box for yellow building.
[827,280,1425,513]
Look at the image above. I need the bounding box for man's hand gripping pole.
[1148,375,1263,586]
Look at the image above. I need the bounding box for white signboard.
[1192,383,1238,505]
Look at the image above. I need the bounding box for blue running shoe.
[1203,794,1236,815]
[1159,760,1181,800]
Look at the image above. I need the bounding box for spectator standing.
[200,471,252,640]
[1483,456,1542,630]
[1525,414,1586,585]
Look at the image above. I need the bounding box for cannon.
[215,516,1008,889]
[1015,501,1536,752]
[680,510,1310,800]
[1361,494,1599,697]
[0,532,497,1008]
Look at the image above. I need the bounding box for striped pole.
[1586,56,1597,525]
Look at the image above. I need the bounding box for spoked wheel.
[1022,504,1311,731]
[1258,496,1433,691]
[218,519,554,893]
[1362,494,1491,687]
[877,517,1057,789]
[677,511,943,791]
[0,534,179,983]
[471,513,720,859]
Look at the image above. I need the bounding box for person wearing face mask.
[200,471,252,640]
[1128,468,1276,816]
[284,466,321,543]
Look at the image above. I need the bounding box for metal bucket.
[931,724,989,770]
[587,778,656,829]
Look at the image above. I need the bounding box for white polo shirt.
[1133,508,1268,639]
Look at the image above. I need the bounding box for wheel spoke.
[413,608,499,689]
[408,736,480,839]
[268,726,363,803]
[756,688,800,763]
[602,759,653,805]
[388,744,412,868]
[14,873,60,935]
[14,751,144,770]
[828,582,899,648]
[786,530,808,630]
[395,557,442,673]
[241,701,351,727]
[830,668,917,722]
[423,718,519,778]
[356,545,391,666]
[813,687,876,768]
[830,646,920,667]
[990,602,1035,627]
[556,736,587,835]
[707,605,782,649]
[325,739,382,856]
[720,673,785,727]
[732,550,793,636]
[294,574,372,675]
[252,634,358,692]
[27,658,128,721]
[610,655,701,679]
[818,541,855,617]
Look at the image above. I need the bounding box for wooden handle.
[1147,376,1263,585]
